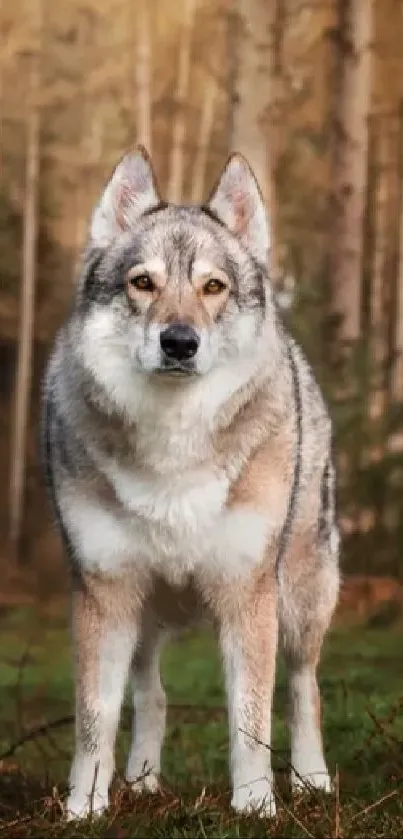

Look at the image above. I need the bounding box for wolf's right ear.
[90,146,160,246]
[207,153,270,266]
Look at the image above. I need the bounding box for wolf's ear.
[90,146,160,246]
[207,153,270,265]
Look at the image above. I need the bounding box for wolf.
[42,146,339,820]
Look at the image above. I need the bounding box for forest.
[0,1,403,836]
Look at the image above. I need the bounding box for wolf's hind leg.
[126,620,166,793]
[279,547,339,794]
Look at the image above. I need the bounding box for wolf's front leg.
[217,579,278,818]
[67,575,139,820]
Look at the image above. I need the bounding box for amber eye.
[128,274,155,292]
[203,278,226,295]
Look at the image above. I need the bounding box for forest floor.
[0,597,402,838]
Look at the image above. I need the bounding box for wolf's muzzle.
[160,323,200,361]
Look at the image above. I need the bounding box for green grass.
[0,600,402,837]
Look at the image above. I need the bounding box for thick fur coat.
[42,148,339,819]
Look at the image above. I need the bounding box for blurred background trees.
[1,0,403,590]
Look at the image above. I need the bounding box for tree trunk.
[0,0,3,182]
[329,0,374,341]
[370,116,388,431]
[191,74,217,203]
[392,101,403,404]
[74,11,101,263]
[135,0,152,153]
[9,12,42,549]
[269,0,286,285]
[168,0,197,203]
[230,0,276,271]
[230,0,271,205]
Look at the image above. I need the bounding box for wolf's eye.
[128,274,154,292]
[203,278,226,295]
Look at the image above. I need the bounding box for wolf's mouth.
[156,362,197,378]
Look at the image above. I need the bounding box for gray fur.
[42,148,339,820]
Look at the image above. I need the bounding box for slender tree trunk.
[329,0,374,341]
[268,0,286,284]
[168,0,197,203]
[191,74,217,203]
[74,13,93,263]
[227,1,237,151]
[370,116,388,431]
[73,11,106,263]
[392,101,403,404]
[0,0,3,182]
[135,0,152,153]
[9,10,42,549]
[230,0,275,266]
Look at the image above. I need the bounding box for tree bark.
[329,0,374,341]
[74,10,101,262]
[168,0,197,203]
[392,101,403,404]
[230,0,272,209]
[135,0,152,153]
[0,0,3,183]
[370,116,388,428]
[230,0,278,275]
[9,10,42,549]
[191,74,217,203]
[269,0,286,284]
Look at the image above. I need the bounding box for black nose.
[160,322,200,361]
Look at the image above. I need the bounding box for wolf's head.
[74,147,276,399]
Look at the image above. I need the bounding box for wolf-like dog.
[42,147,339,820]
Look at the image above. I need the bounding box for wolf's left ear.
[207,153,270,266]
[90,146,160,246]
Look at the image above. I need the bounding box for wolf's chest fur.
[106,459,230,579]
[62,392,271,587]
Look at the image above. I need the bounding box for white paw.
[291,767,331,794]
[65,791,109,821]
[231,778,276,818]
[127,771,161,794]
